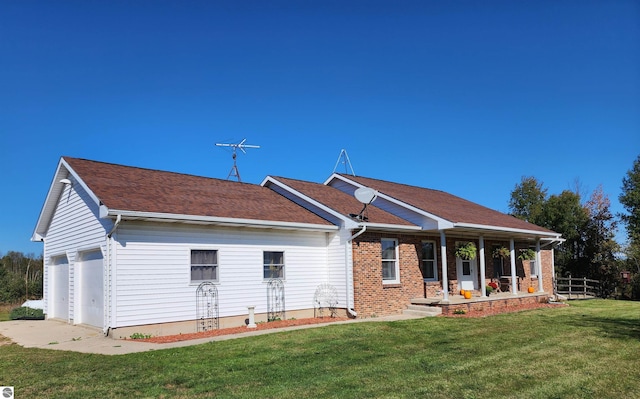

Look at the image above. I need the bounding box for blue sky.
[1,0,638,256]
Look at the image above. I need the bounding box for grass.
[0,304,15,321]
[0,299,639,398]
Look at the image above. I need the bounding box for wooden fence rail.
[555,275,600,299]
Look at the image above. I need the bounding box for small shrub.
[10,307,44,320]
[453,309,466,315]
[129,332,152,340]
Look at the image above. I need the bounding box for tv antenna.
[333,149,355,176]
[216,138,260,182]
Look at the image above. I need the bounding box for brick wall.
[351,232,555,317]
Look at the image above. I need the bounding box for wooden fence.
[555,275,600,299]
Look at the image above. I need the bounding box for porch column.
[479,236,486,297]
[536,239,544,292]
[440,230,449,303]
[509,238,518,295]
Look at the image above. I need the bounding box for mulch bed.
[136,302,567,344]
[138,317,348,344]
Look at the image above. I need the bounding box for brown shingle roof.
[63,157,333,226]
[271,177,416,227]
[340,174,556,234]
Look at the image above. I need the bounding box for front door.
[457,258,477,291]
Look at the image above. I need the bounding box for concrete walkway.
[0,314,420,356]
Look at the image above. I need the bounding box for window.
[381,238,399,284]
[529,260,538,277]
[421,241,438,280]
[264,251,285,280]
[492,244,506,277]
[191,250,218,282]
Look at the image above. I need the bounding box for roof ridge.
[337,173,450,195]
[63,156,259,186]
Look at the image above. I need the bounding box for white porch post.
[509,238,518,295]
[536,239,544,292]
[440,230,449,303]
[479,236,486,297]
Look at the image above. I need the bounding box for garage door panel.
[50,259,69,321]
[78,251,103,328]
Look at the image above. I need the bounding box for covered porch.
[433,229,560,303]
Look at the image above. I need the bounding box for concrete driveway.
[0,320,161,355]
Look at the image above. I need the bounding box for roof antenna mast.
[216,138,260,182]
[333,149,355,176]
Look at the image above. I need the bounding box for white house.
[33,157,562,337]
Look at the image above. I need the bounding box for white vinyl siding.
[43,178,109,323]
[112,222,340,328]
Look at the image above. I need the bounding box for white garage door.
[77,250,104,328]
[50,256,69,321]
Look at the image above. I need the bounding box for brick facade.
[352,232,555,317]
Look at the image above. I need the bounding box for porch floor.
[410,291,550,316]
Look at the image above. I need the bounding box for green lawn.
[0,305,13,321]
[1,300,639,398]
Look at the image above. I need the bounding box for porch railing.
[554,275,599,299]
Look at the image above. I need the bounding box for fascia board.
[454,222,562,238]
[32,161,66,241]
[328,174,454,228]
[363,223,422,232]
[32,157,105,241]
[102,209,339,232]
[323,173,348,186]
[59,158,101,208]
[263,176,359,229]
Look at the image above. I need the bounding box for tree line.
[509,154,640,299]
[0,251,43,304]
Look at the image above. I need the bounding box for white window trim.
[263,250,286,281]
[421,240,438,282]
[190,249,219,284]
[381,238,400,285]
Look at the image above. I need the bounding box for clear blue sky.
[1,1,638,256]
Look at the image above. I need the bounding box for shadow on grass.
[564,313,640,340]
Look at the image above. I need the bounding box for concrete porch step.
[403,304,442,317]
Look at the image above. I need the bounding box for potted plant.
[492,246,510,259]
[455,242,477,260]
[518,248,536,261]
[485,285,494,296]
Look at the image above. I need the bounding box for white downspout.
[344,225,367,317]
[104,214,122,336]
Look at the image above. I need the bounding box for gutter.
[100,207,338,232]
[344,225,367,317]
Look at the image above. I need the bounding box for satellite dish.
[354,187,377,204]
